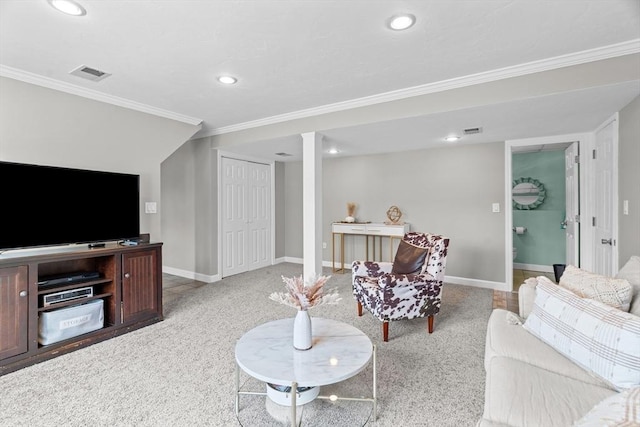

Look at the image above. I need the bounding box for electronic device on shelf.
[41,286,94,307]
[37,271,101,288]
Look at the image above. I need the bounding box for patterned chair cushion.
[523,276,640,390]
[391,240,429,274]
[560,265,633,311]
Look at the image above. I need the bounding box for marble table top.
[235,317,372,387]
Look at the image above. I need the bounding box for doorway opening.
[505,135,586,293]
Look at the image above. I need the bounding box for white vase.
[293,310,312,350]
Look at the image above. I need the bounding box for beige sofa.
[478,257,640,427]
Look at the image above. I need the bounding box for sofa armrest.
[518,278,538,319]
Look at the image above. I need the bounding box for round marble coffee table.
[235,317,377,426]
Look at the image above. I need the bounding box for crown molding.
[2,39,637,135]
[0,65,203,126]
[203,39,640,137]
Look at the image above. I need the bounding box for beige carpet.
[0,263,492,426]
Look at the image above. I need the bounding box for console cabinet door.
[121,249,161,323]
[0,266,29,360]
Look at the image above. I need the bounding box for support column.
[301,131,323,280]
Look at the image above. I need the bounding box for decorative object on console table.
[345,202,357,223]
[385,205,403,224]
[269,274,340,350]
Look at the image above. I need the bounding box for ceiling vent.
[275,152,293,157]
[69,65,111,82]
[464,127,483,135]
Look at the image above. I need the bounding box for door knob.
[124,273,131,278]
[601,238,612,245]
[19,290,27,297]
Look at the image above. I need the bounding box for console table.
[332,222,410,273]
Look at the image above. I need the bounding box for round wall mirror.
[512,177,545,210]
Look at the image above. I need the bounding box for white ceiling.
[1,1,639,162]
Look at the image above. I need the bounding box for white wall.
[0,77,200,242]
[284,142,506,286]
[618,95,640,263]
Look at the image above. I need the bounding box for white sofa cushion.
[518,277,537,319]
[482,356,616,427]
[523,277,640,390]
[560,265,633,311]
[572,387,640,426]
[616,255,640,316]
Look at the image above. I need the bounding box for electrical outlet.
[492,203,500,213]
[322,242,327,249]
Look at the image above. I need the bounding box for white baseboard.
[162,266,219,283]
[444,275,510,292]
[513,263,554,273]
[164,262,510,291]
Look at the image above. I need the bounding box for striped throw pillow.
[573,387,640,426]
[523,277,640,390]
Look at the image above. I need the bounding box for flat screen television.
[0,161,140,251]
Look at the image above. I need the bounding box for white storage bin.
[39,299,104,345]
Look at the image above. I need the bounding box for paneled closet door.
[221,157,271,277]
[247,162,271,271]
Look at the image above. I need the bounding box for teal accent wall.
[513,151,566,267]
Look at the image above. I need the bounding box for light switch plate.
[492,203,500,213]
[145,202,157,214]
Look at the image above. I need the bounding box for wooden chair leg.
[357,301,363,317]
[382,321,389,342]
[427,315,434,334]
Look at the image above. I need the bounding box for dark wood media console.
[0,242,163,375]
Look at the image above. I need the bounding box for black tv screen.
[0,161,140,251]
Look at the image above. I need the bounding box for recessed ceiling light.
[328,148,339,154]
[445,136,461,142]
[48,0,86,16]
[218,75,237,85]
[388,14,416,30]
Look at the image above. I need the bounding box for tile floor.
[161,270,556,316]
[162,273,207,310]
[492,269,556,314]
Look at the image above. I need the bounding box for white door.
[247,162,271,270]
[221,157,272,277]
[593,119,617,276]
[222,157,248,277]
[565,142,580,266]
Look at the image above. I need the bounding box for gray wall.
[619,95,640,264]
[0,77,200,242]
[284,142,506,283]
[3,76,637,282]
[161,141,218,278]
[274,162,286,259]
